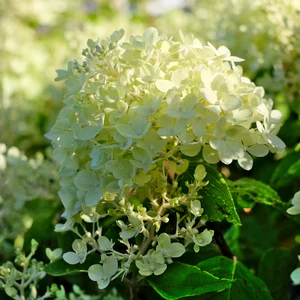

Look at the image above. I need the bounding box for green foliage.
[224,225,242,259]
[0,240,48,299]
[196,256,272,299]
[278,118,300,148]
[233,205,280,264]
[1,1,300,299]
[270,150,300,188]
[257,248,300,300]
[147,262,231,299]
[229,178,283,208]
[199,165,241,224]
[45,254,100,277]
[23,198,60,254]
[179,244,222,266]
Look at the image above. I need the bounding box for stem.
[140,225,155,255]
[128,272,139,300]
[24,271,36,288]
[20,252,34,299]
[209,222,235,260]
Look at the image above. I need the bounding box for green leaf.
[278,118,300,147]
[196,256,272,300]
[147,262,231,300]
[287,159,300,178]
[228,178,283,208]
[229,179,300,226]
[179,244,222,266]
[224,225,242,258]
[270,150,300,188]
[198,165,241,225]
[257,248,299,300]
[23,199,60,253]
[45,253,100,276]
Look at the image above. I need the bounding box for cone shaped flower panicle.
[46,28,285,289]
[47,28,285,212]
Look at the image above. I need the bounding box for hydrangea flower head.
[47,28,285,289]
[47,27,285,214]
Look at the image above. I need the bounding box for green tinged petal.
[155,80,174,92]
[88,264,104,282]
[98,236,113,251]
[97,279,110,289]
[153,263,167,276]
[63,252,81,265]
[103,256,118,278]
[85,186,102,206]
[157,233,171,248]
[180,143,201,157]
[194,164,206,181]
[166,243,185,258]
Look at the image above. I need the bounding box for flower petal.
[166,243,185,258]
[157,233,171,248]
[203,145,219,164]
[97,278,110,289]
[153,263,167,276]
[292,192,300,206]
[88,264,104,282]
[247,144,269,157]
[267,135,286,149]
[291,268,300,285]
[238,152,253,171]
[286,205,300,215]
[155,80,174,92]
[103,256,118,278]
[63,252,81,265]
[191,119,206,137]
[180,143,201,157]
[221,96,242,111]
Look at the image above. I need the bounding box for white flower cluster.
[0,143,58,245]
[2,0,145,150]
[48,28,285,214]
[47,28,284,289]
[0,144,58,209]
[58,163,213,288]
[156,0,300,114]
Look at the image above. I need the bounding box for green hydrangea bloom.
[47,27,284,214]
[47,27,285,290]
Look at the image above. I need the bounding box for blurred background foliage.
[2,0,300,152]
[0,0,300,299]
